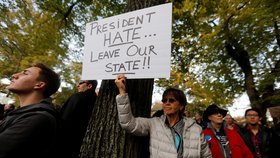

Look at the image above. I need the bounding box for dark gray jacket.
[0,99,59,158]
[239,125,272,158]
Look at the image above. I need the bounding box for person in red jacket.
[224,114,241,131]
[202,104,253,158]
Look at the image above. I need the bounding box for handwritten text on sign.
[82,3,172,80]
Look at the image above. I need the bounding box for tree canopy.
[0,0,279,120]
[155,0,280,119]
[0,0,125,105]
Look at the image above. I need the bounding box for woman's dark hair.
[162,88,187,106]
[162,88,187,116]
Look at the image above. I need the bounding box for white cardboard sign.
[82,3,172,80]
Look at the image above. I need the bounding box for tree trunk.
[223,16,280,123]
[225,41,267,122]
[80,0,166,157]
[80,79,153,158]
[223,16,267,122]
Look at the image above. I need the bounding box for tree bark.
[80,79,153,158]
[80,0,166,157]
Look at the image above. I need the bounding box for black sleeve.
[0,112,57,157]
[0,104,4,113]
[0,104,4,119]
[60,93,82,121]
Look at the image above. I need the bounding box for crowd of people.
[0,64,279,158]
[115,74,280,158]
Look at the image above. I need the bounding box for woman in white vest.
[115,74,211,158]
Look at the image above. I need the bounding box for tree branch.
[274,20,280,48]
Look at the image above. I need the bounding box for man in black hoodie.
[59,80,98,158]
[0,63,61,158]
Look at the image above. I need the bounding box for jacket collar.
[7,98,57,116]
[160,114,196,128]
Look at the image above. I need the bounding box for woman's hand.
[115,74,126,96]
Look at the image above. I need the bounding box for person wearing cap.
[115,74,211,158]
[58,80,98,158]
[202,104,253,158]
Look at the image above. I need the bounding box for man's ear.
[208,115,211,121]
[87,84,93,89]
[34,81,46,90]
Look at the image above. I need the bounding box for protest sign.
[82,3,172,80]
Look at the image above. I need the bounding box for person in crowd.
[58,80,98,158]
[115,74,211,158]
[239,108,272,158]
[194,111,207,129]
[203,104,253,158]
[0,103,15,120]
[184,109,191,118]
[271,118,280,157]
[152,109,164,117]
[224,113,240,131]
[0,63,61,158]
